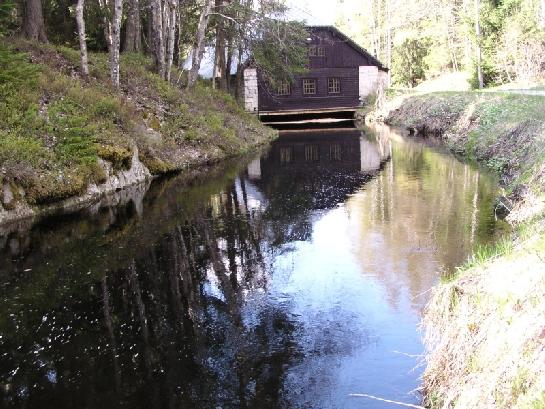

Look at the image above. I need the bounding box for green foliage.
[251,20,309,87]
[392,36,430,87]
[0,35,274,206]
[0,47,40,89]
[96,145,132,170]
[0,45,46,167]
[526,391,545,409]
[47,99,98,167]
[469,59,499,89]
[0,0,16,36]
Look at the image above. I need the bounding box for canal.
[0,126,506,408]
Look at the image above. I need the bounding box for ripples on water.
[0,126,507,408]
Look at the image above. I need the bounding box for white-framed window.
[277,81,291,96]
[308,46,317,56]
[317,46,326,56]
[302,79,316,95]
[328,77,341,94]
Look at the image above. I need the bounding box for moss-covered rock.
[0,39,276,223]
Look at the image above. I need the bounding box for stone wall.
[243,68,258,112]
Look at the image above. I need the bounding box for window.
[280,147,293,164]
[330,144,342,161]
[303,79,316,95]
[317,46,326,56]
[328,77,341,94]
[276,81,291,96]
[308,46,317,56]
[305,145,319,162]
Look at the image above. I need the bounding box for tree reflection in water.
[0,127,502,409]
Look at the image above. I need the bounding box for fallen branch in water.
[349,393,425,408]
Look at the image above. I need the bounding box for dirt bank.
[385,92,545,408]
[0,40,275,227]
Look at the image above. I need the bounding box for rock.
[2,183,15,209]
[494,196,513,219]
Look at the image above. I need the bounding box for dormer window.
[308,46,325,57]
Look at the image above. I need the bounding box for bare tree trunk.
[75,0,89,79]
[165,0,178,81]
[22,0,48,42]
[110,0,123,88]
[151,0,165,77]
[124,0,141,52]
[475,0,484,89]
[540,0,545,29]
[173,16,180,67]
[187,0,214,88]
[98,0,123,88]
[370,0,379,57]
[376,0,382,61]
[235,47,243,101]
[386,0,392,85]
[225,35,233,92]
[213,0,228,90]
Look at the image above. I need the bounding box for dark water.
[0,126,506,408]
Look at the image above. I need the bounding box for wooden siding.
[258,68,360,111]
[257,27,380,112]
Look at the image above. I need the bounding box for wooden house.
[243,26,388,115]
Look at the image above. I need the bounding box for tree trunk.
[22,0,48,42]
[110,0,123,88]
[187,0,214,88]
[234,46,243,101]
[98,0,122,88]
[173,18,180,67]
[386,0,392,85]
[370,0,379,57]
[540,0,545,29]
[75,0,89,79]
[224,34,233,92]
[165,0,178,81]
[124,0,141,52]
[475,0,484,89]
[213,0,228,90]
[151,0,165,78]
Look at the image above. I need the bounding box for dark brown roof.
[308,25,388,71]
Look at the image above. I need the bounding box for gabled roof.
[307,25,388,71]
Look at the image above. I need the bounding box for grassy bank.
[385,92,545,408]
[0,39,275,222]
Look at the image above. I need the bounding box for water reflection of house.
[247,129,391,212]
[248,129,391,179]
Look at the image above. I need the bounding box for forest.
[2,0,544,95]
[336,0,545,88]
[0,0,308,91]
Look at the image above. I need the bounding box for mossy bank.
[384,92,545,408]
[0,40,275,226]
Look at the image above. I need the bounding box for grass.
[385,91,545,408]
[0,39,275,211]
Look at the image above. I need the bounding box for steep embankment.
[0,40,275,225]
[385,92,545,408]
